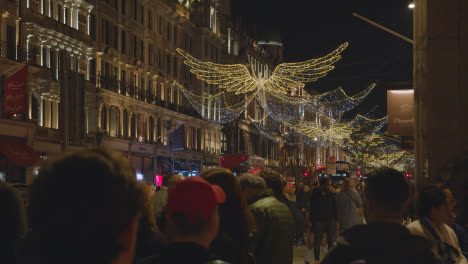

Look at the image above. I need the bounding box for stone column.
[53,101,59,129]
[0,16,6,42]
[46,45,51,68]
[414,0,468,217]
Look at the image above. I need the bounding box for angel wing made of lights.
[176,42,348,95]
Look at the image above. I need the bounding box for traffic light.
[405,173,411,178]
[304,171,308,177]
[357,170,361,176]
[318,164,322,170]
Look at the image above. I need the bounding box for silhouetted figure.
[322,168,442,264]
[25,148,146,264]
[0,181,26,264]
[201,168,255,264]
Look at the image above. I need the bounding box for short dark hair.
[29,148,145,264]
[365,168,409,209]
[319,177,330,186]
[259,170,283,192]
[417,185,447,219]
[0,181,26,262]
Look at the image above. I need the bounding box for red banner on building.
[3,64,28,117]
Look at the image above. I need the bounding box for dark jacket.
[138,242,230,264]
[309,189,337,223]
[296,190,311,210]
[321,222,443,264]
[248,190,295,264]
[134,221,167,263]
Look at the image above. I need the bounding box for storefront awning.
[0,138,41,166]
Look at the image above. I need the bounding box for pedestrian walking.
[201,168,255,264]
[239,173,295,264]
[305,177,338,264]
[336,178,364,233]
[407,185,467,264]
[322,168,442,264]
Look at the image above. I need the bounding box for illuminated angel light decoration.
[175,42,383,149]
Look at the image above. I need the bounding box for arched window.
[122,109,128,138]
[149,117,154,143]
[137,113,147,142]
[100,105,107,133]
[130,113,136,138]
[109,106,120,137]
[221,132,228,153]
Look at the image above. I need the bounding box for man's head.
[319,177,331,192]
[365,168,409,222]
[167,177,225,248]
[238,173,266,202]
[259,170,285,199]
[29,148,145,264]
[418,185,452,225]
[162,173,184,189]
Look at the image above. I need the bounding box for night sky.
[231,0,413,118]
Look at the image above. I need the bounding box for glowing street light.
[408,2,415,9]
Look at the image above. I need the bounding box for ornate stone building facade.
[0,0,284,184]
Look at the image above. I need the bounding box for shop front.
[0,137,41,184]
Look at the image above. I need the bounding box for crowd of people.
[1,147,468,264]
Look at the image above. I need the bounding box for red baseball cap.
[167,176,226,226]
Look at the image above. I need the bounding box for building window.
[158,16,162,34]
[148,10,152,30]
[121,30,126,54]
[173,57,178,78]
[132,0,137,20]
[109,106,120,137]
[140,40,144,62]
[100,105,107,132]
[158,50,162,69]
[140,6,144,24]
[221,132,227,153]
[130,113,136,138]
[148,44,153,65]
[113,25,118,49]
[166,54,171,75]
[133,35,137,57]
[122,109,128,138]
[173,27,177,46]
[121,0,126,14]
[166,23,171,41]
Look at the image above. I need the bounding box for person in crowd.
[152,173,184,232]
[285,184,297,203]
[336,178,364,233]
[407,185,468,264]
[286,183,305,246]
[322,168,442,264]
[134,183,167,263]
[26,148,146,264]
[201,168,255,264]
[0,181,26,264]
[305,177,338,264]
[238,173,295,264]
[297,184,312,214]
[450,211,468,259]
[259,170,289,204]
[152,176,228,264]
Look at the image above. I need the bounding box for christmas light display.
[175,44,412,171]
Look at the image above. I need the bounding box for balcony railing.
[97,74,202,119]
[0,40,40,65]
